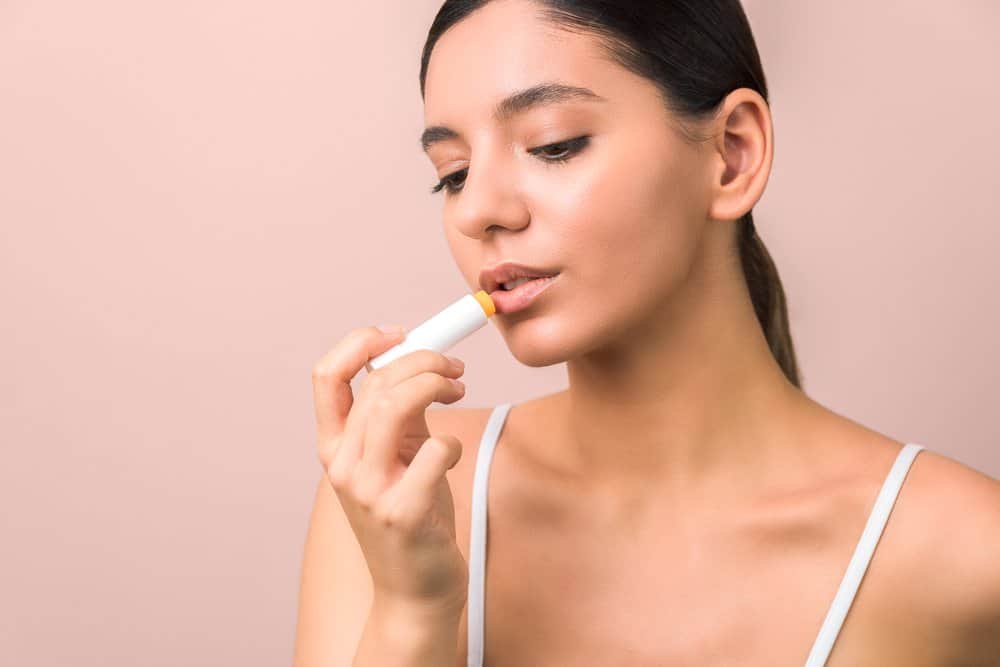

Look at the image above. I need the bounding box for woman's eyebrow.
[420,81,606,153]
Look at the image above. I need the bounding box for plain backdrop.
[1,1,997,665]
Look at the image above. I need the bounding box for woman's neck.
[551,275,816,513]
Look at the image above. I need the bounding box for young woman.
[295,1,1000,665]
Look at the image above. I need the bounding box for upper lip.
[478,261,561,293]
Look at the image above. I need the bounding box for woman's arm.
[293,406,468,666]
[292,474,374,666]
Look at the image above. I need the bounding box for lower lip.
[489,274,560,314]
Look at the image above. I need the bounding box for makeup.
[364,290,496,372]
[489,273,559,314]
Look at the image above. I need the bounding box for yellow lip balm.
[365,290,495,372]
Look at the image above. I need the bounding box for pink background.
[1,1,997,664]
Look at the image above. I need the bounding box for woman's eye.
[430,135,590,196]
[430,168,467,195]
[530,135,590,162]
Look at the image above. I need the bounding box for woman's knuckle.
[363,370,386,390]
[373,495,407,528]
[370,393,398,418]
[411,371,441,391]
[352,486,375,512]
[349,470,380,510]
[371,498,395,527]
[326,460,350,488]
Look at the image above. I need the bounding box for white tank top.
[466,402,926,666]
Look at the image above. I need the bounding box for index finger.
[311,326,405,440]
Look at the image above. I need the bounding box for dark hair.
[419,0,801,389]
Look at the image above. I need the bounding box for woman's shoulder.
[426,401,1000,660]
[876,444,1000,661]
[909,448,1000,574]
[810,409,1000,630]
[894,445,1000,580]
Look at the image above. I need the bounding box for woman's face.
[422,0,719,366]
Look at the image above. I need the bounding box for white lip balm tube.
[364,290,496,372]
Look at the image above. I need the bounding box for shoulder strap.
[804,443,926,666]
[467,403,514,667]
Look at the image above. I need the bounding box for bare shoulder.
[898,448,1000,661]
[902,448,1000,584]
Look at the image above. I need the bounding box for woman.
[295,1,1000,664]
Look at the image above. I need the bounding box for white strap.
[467,403,513,667]
[804,443,925,666]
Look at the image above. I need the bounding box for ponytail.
[738,211,801,388]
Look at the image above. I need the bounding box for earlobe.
[706,89,773,223]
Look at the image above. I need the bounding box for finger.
[361,371,465,479]
[387,434,463,523]
[336,349,464,473]
[311,326,405,442]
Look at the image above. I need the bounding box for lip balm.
[365,290,496,372]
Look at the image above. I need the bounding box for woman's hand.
[311,326,469,618]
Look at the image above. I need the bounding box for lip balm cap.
[474,289,496,317]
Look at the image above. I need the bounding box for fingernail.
[377,325,405,336]
[446,355,464,369]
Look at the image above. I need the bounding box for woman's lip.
[488,273,560,314]
[480,263,561,293]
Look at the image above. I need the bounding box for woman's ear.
[705,88,773,223]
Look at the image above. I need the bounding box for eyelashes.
[430,135,591,196]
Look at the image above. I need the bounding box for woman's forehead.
[423,4,613,116]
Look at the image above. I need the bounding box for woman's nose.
[450,155,529,238]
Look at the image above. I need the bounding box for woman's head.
[419,0,800,389]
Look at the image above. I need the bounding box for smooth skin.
[295,1,1000,664]
[300,328,472,667]
[314,330,470,610]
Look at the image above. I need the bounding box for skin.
[415,0,1000,663]
[423,0,822,513]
